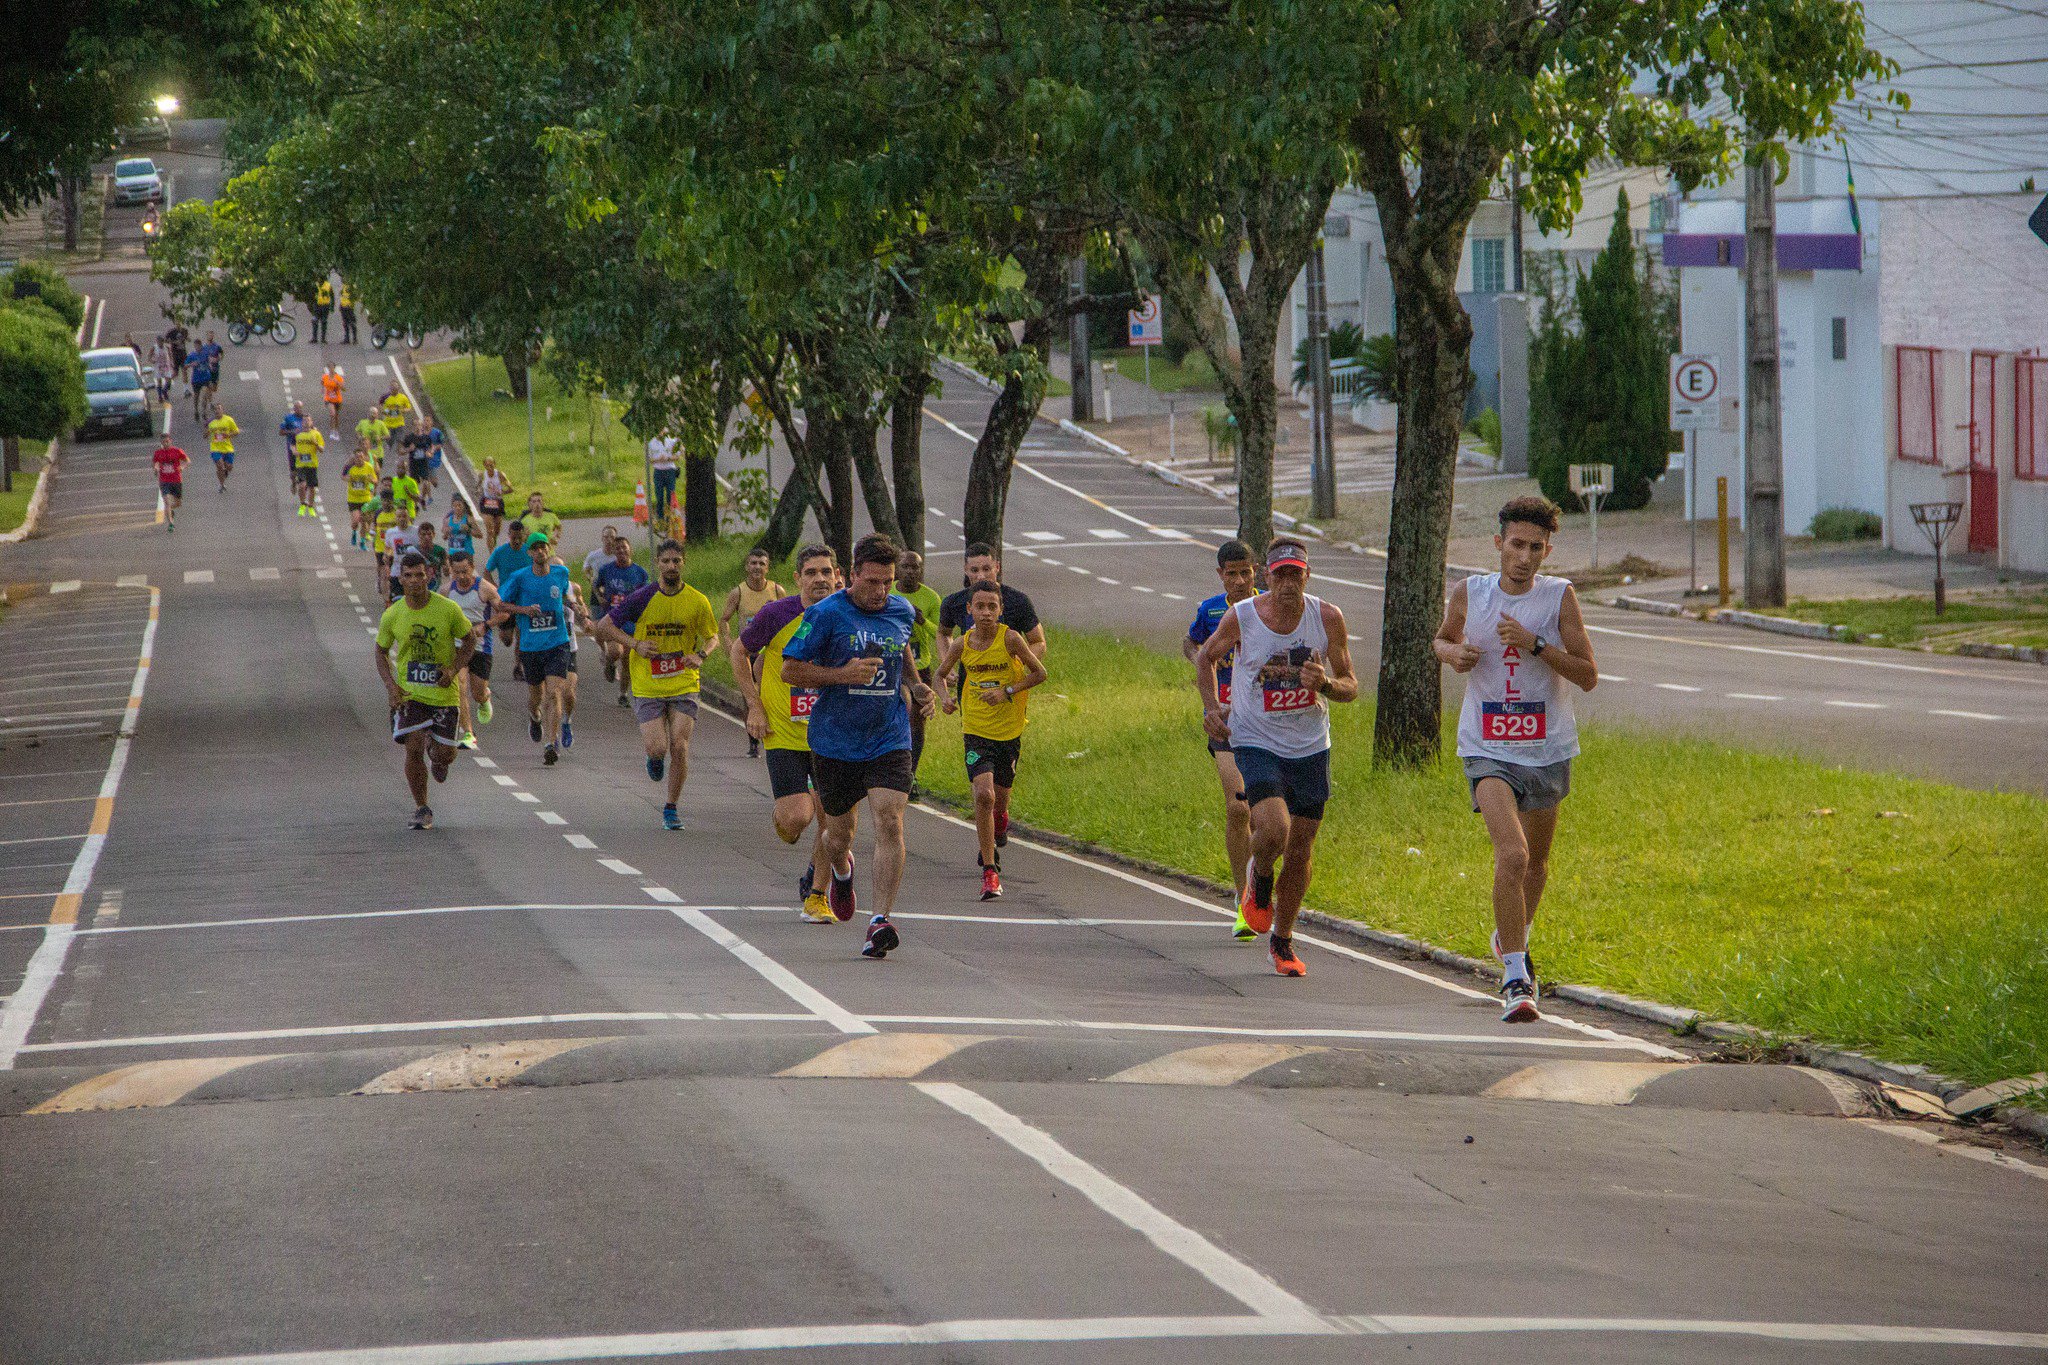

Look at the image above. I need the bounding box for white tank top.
[1225,594,1332,759]
[1455,573,1579,765]
[445,577,492,653]
[480,469,507,499]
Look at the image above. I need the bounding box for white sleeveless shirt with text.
[1225,594,1332,759]
[1455,573,1579,766]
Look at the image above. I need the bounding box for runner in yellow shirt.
[374,550,478,830]
[379,382,413,453]
[355,406,388,461]
[345,452,379,548]
[593,538,719,832]
[205,402,239,492]
[936,578,1046,900]
[291,423,325,517]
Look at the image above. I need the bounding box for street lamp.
[1907,501,1963,616]
[154,95,180,117]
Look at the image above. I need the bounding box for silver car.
[75,358,153,440]
[111,158,164,205]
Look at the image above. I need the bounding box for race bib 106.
[405,661,442,686]
[1481,701,1547,743]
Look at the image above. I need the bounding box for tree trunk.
[890,364,928,557]
[847,413,904,548]
[1373,259,1476,769]
[684,449,720,542]
[810,408,856,569]
[502,350,530,400]
[964,317,1053,549]
[757,463,812,561]
[2,435,18,494]
[1228,306,1281,560]
[1743,152,1786,608]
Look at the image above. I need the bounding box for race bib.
[527,609,558,632]
[649,652,692,678]
[405,660,442,686]
[1261,680,1319,713]
[1481,701,1547,743]
[1217,679,1233,706]
[789,688,818,719]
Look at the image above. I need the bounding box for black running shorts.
[811,749,914,819]
[764,747,815,801]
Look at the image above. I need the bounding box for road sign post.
[1128,294,1163,397]
[1569,463,1614,568]
[1717,476,1732,607]
[1671,353,1721,595]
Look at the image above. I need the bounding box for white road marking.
[662,900,873,1034]
[1160,592,1184,601]
[1585,618,2048,684]
[1726,692,1783,701]
[536,811,567,826]
[1825,700,1885,710]
[237,369,258,381]
[1131,584,1154,593]
[0,587,159,1070]
[1040,557,1063,567]
[1068,564,1091,575]
[490,774,518,787]
[115,574,147,588]
[917,1082,1323,1322]
[315,567,346,579]
[511,791,541,804]
[1023,530,1062,542]
[280,368,302,379]
[1931,709,2005,721]
[74,902,779,939]
[22,1010,822,1054]
[473,756,498,769]
[182,570,214,584]
[366,363,386,375]
[598,858,643,877]
[1653,683,1701,693]
[1088,528,1130,540]
[0,707,125,725]
[249,567,280,581]
[0,834,87,848]
[1015,548,1038,558]
[565,834,597,849]
[642,887,683,903]
[1096,577,1120,585]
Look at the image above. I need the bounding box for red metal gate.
[1968,351,1998,553]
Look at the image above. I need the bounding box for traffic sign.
[1127,294,1163,348]
[1670,352,1720,431]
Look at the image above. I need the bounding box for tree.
[3,262,86,334]
[0,306,86,493]
[1529,191,1676,512]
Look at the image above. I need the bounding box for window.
[1832,317,1847,362]
[2020,356,2048,480]
[1469,238,1507,294]
[1895,346,1939,465]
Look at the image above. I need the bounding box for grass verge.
[419,355,639,520]
[908,625,2045,1087]
[1777,592,2048,652]
[0,449,50,535]
[1110,347,1219,393]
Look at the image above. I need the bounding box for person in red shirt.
[152,434,189,533]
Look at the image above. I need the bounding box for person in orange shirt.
[321,365,346,431]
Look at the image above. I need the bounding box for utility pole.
[1068,256,1093,423]
[1743,147,1786,607]
[1508,160,1525,294]
[1304,239,1338,519]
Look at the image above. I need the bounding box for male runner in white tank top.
[1435,495,1599,1023]
[1194,539,1358,977]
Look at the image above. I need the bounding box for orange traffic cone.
[632,481,649,526]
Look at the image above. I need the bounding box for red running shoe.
[980,865,1002,900]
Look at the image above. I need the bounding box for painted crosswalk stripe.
[1654,683,1701,693]
[115,574,147,589]
[183,570,214,584]
[237,369,259,381]
[564,833,597,849]
[315,567,346,579]
[535,811,567,826]
[599,858,643,877]
[280,367,302,379]
[1023,530,1062,541]
[249,567,279,581]
[1727,692,1783,702]
[1088,528,1129,539]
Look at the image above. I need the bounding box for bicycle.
[370,322,423,351]
[227,310,298,346]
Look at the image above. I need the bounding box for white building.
[1668,0,2048,575]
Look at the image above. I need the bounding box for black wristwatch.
[1531,635,1547,657]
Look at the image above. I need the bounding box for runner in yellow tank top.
[721,547,786,757]
[936,580,1046,900]
[593,539,718,831]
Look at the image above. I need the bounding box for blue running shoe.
[646,754,665,783]
[662,804,683,831]
[799,863,815,901]
[560,720,573,749]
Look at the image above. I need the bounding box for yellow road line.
[28,1055,278,1114]
[1103,1043,1326,1087]
[354,1037,614,1095]
[778,1032,991,1080]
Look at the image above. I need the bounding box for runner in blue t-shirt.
[780,534,935,958]
[494,533,576,766]
[1182,538,1261,940]
[590,537,651,705]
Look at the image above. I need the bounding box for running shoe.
[827,857,858,922]
[1500,976,1539,1023]
[980,865,1002,901]
[457,731,477,750]
[542,742,559,767]
[476,698,492,725]
[560,720,573,749]
[529,716,543,743]
[799,891,835,924]
[662,804,683,831]
[861,913,900,959]
[603,658,617,683]
[994,811,1009,848]
[1232,909,1258,942]
[430,757,450,784]
[1237,878,1274,937]
[616,693,630,708]
[646,754,665,783]
[1268,933,1306,977]
[748,737,761,758]
[410,805,433,830]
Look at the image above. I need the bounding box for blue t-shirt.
[194,342,223,372]
[442,511,475,556]
[1188,592,1242,698]
[781,589,917,762]
[499,564,573,651]
[593,560,649,609]
[484,540,529,586]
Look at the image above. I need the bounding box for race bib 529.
[1481,701,1546,743]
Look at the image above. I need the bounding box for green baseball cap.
[525,533,551,549]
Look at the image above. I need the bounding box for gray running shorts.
[1463,756,1571,813]
[632,694,699,726]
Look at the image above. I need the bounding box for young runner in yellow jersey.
[291,424,325,517]
[374,550,477,830]
[345,454,379,547]
[731,544,840,922]
[593,539,718,831]
[936,579,1046,900]
[205,403,239,491]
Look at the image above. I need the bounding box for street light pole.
[1305,239,1338,520]
[1743,147,1787,607]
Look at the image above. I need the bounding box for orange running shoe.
[980,865,1002,900]
[1238,877,1273,936]
[1268,933,1305,977]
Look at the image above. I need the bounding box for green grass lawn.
[1778,592,2048,651]
[0,451,49,535]
[1111,347,1219,393]
[419,356,641,520]
[907,626,2046,1086]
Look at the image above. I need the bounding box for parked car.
[75,363,153,440]
[116,117,171,148]
[111,158,164,205]
[81,347,144,376]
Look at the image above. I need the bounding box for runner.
[291,416,325,517]
[443,495,477,559]
[355,405,388,466]
[936,544,1044,851]
[345,449,379,548]
[187,331,221,423]
[732,544,839,922]
[389,461,422,527]
[148,337,173,404]
[413,519,450,591]
[1193,539,1358,978]
[1435,495,1597,1024]
[720,547,785,757]
[595,539,717,830]
[1184,539,1260,940]
[779,533,936,958]
[484,518,529,588]
[893,550,943,776]
[935,580,1046,900]
[443,548,498,747]
[151,430,188,533]
[163,320,188,388]
[477,457,512,548]
[374,550,477,830]
[381,513,421,604]
[204,401,239,492]
[379,381,413,454]
[321,364,345,432]
[582,527,621,584]
[590,535,650,708]
[280,401,310,504]
[401,418,439,508]
[494,531,575,766]
[520,491,562,548]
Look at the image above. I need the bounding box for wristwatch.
[1532,635,1547,656]
[1002,685,1016,699]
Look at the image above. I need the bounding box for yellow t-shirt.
[207,414,239,453]
[381,392,413,423]
[375,592,472,707]
[623,585,717,698]
[356,416,387,450]
[345,460,378,502]
[293,427,325,468]
[959,625,1028,742]
[737,579,782,625]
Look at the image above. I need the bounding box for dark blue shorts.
[1231,745,1330,820]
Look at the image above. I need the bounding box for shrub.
[2,261,85,333]
[1465,407,1502,460]
[1809,506,1883,541]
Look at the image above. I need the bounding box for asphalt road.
[0,265,2043,1363]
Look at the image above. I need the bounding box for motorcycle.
[226,309,298,346]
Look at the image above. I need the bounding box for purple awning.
[1661,233,1863,271]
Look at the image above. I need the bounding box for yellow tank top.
[346,462,377,499]
[625,585,716,698]
[737,579,781,625]
[959,626,1027,741]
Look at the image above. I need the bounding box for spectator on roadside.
[310,278,333,343]
[647,429,680,528]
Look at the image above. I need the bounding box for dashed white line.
[1097,577,1120,586]
[1726,692,1783,702]
[115,574,147,589]
[490,774,519,787]
[1654,683,1701,693]
[536,811,567,826]
[473,756,498,769]
[182,570,214,585]
[1132,585,1155,593]
[1930,709,2005,721]
[1603,674,1628,682]
[1041,557,1064,567]
[1088,528,1130,540]
[1068,564,1091,575]
[1160,592,1185,601]
[1825,700,1886,710]
[564,833,598,849]
[280,367,303,379]
[316,567,346,579]
[511,791,541,804]
[599,858,643,877]
[249,567,279,581]
[641,886,683,904]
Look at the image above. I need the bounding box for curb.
[689,681,2048,1139]
[1957,641,2048,666]
[0,439,60,545]
[1708,607,1849,642]
[1608,594,1692,619]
